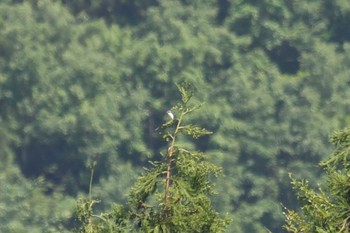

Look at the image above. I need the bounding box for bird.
[166,110,174,120]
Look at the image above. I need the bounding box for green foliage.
[284,127,350,232]
[76,197,129,233]
[1,0,350,232]
[0,0,143,193]
[75,161,132,233]
[0,162,75,233]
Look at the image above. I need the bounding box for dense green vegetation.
[1,0,350,232]
[284,127,350,232]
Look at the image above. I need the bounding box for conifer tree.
[284,127,350,232]
[76,82,229,232]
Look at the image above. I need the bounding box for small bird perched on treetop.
[167,110,174,120]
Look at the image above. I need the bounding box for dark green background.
[1,0,350,232]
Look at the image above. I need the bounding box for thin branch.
[163,112,184,213]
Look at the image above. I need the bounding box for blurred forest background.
[1,0,350,232]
